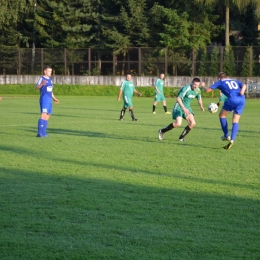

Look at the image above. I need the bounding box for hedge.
[0,84,220,98]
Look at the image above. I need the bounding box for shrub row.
[0,84,220,98]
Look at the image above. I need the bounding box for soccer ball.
[208,103,218,113]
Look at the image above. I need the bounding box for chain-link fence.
[247,80,260,97]
[1,46,260,77]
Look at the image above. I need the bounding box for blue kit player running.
[36,65,59,137]
[202,72,246,150]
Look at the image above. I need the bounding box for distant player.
[158,78,205,142]
[36,65,59,137]
[152,73,171,114]
[0,97,2,100]
[117,74,142,121]
[202,72,246,150]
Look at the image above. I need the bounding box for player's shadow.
[0,144,258,191]
[23,127,159,143]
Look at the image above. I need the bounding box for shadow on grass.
[20,127,160,143]
[0,144,257,191]
[1,165,259,259]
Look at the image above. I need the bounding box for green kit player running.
[117,74,142,121]
[158,78,205,141]
[217,90,228,107]
[152,73,171,114]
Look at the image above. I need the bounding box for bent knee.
[189,122,196,128]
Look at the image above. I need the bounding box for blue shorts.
[223,95,245,115]
[40,100,52,114]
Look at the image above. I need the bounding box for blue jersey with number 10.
[209,78,243,98]
[210,78,245,114]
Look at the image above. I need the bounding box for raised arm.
[35,79,47,90]
[201,82,213,93]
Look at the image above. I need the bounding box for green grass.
[0,96,260,259]
[0,84,220,98]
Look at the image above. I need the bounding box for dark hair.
[218,72,227,79]
[192,77,200,83]
[44,65,52,71]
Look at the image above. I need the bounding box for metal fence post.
[88,48,91,75]
[249,46,253,77]
[18,48,21,75]
[113,53,116,76]
[192,47,195,76]
[165,47,168,75]
[41,48,43,72]
[64,48,67,75]
[138,47,141,76]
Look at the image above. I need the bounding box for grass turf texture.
[0,96,260,259]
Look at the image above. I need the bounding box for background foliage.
[0,0,259,51]
[0,84,221,98]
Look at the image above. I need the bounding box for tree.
[198,49,209,76]
[102,0,150,75]
[223,45,235,76]
[241,46,254,76]
[0,0,33,73]
[0,0,32,48]
[102,0,150,47]
[209,46,220,76]
[103,28,131,75]
[195,0,260,46]
[33,0,95,48]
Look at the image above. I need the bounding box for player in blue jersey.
[201,72,246,150]
[36,65,59,137]
[152,73,171,114]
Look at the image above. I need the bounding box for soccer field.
[1,96,260,259]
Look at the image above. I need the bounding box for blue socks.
[42,120,48,136]
[37,119,44,136]
[220,118,239,141]
[220,118,229,137]
[37,119,48,137]
[231,123,239,141]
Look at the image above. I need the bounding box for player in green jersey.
[152,73,171,114]
[117,74,142,121]
[217,90,228,107]
[158,78,205,141]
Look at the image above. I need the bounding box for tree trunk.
[225,2,230,46]
[122,51,126,76]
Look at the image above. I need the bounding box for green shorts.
[172,104,194,120]
[219,94,228,103]
[123,95,133,108]
[154,93,165,102]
